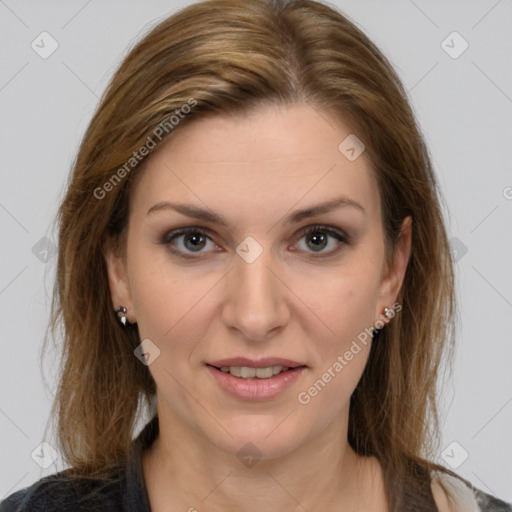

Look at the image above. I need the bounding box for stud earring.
[373,306,394,338]
[116,306,128,326]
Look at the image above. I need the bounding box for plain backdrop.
[1,0,511,502]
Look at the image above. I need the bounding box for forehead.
[130,103,380,226]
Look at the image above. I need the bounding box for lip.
[206,361,307,401]
[207,357,305,368]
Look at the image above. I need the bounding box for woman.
[1,0,510,510]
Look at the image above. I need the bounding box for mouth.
[205,358,307,401]
[206,357,307,379]
[207,364,304,379]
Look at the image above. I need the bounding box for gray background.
[1,0,511,501]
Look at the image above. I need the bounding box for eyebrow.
[146,196,365,227]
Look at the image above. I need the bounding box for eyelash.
[159,224,349,260]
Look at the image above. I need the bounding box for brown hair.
[43,0,457,508]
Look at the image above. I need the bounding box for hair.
[43,0,458,509]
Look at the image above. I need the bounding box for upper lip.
[207,357,306,368]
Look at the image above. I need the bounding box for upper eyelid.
[164,224,346,239]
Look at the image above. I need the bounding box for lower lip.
[206,365,306,401]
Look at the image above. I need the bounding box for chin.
[202,414,308,462]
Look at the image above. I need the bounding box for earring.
[373,306,394,337]
[116,306,127,326]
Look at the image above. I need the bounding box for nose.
[221,246,290,342]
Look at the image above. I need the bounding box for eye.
[159,224,349,259]
[292,224,348,256]
[160,227,218,258]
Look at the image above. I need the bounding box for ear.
[103,237,137,324]
[375,216,412,318]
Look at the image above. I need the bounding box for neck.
[142,399,388,511]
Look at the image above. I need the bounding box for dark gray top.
[1,416,510,511]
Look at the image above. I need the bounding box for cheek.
[133,277,194,336]
[294,274,375,420]
[287,259,381,411]
[291,262,381,345]
[128,252,221,357]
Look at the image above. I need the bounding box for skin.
[105,103,414,511]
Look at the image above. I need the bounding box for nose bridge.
[223,239,288,340]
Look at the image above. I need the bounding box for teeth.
[230,366,242,377]
[256,367,273,378]
[242,367,257,378]
[218,365,289,379]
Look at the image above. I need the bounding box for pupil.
[308,232,327,251]
[185,233,205,251]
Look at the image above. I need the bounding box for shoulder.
[431,471,512,512]
[1,416,159,512]
[0,470,124,512]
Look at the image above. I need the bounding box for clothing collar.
[123,415,159,512]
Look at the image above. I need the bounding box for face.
[105,103,411,460]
